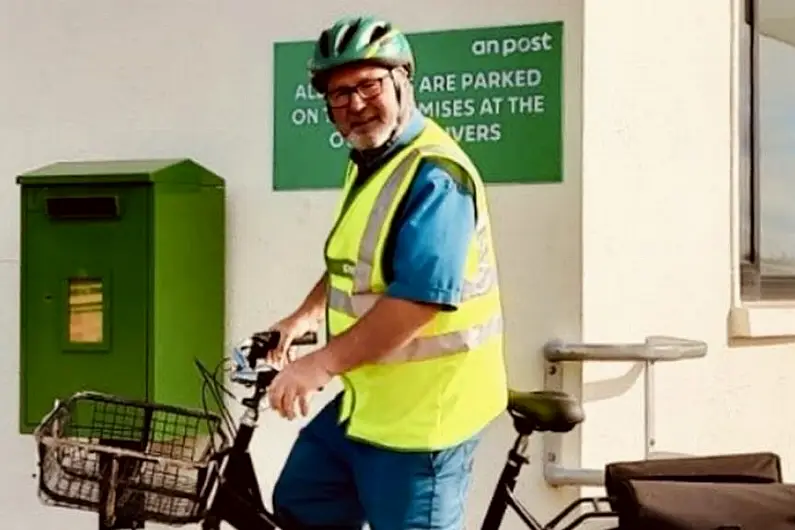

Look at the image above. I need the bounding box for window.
[68,277,104,344]
[740,0,795,301]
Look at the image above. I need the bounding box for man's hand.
[265,272,328,368]
[268,351,334,420]
[265,315,316,369]
[266,295,438,420]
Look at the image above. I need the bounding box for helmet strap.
[383,68,413,144]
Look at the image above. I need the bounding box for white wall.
[3,1,791,530]
[578,0,795,509]
[1,1,583,529]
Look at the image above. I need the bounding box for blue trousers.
[272,393,481,530]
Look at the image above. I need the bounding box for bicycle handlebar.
[227,329,320,405]
[247,330,319,368]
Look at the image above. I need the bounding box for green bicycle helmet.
[309,15,415,93]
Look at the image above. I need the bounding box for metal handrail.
[542,335,708,487]
[544,335,708,363]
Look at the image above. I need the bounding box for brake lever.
[248,330,320,368]
[250,330,319,347]
[229,369,259,387]
[231,330,321,393]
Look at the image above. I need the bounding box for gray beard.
[346,121,396,151]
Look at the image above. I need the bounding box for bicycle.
[32,331,622,530]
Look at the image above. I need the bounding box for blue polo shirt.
[348,111,475,310]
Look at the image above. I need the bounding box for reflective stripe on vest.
[329,287,503,363]
[327,143,502,363]
[349,145,481,293]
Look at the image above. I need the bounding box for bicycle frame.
[481,431,617,530]
[33,331,775,530]
[198,368,618,530]
[87,328,613,530]
[200,370,285,530]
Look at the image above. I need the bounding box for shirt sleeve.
[385,160,476,310]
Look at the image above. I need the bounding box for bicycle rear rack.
[542,335,708,487]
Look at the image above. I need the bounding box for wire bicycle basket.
[33,390,231,528]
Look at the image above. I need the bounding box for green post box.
[17,158,225,433]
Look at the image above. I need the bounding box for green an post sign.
[273,21,563,190]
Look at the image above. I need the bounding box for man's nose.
[348,92,366,112]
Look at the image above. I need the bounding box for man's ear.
[392,66,411,83]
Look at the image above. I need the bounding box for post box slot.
[45,196,119,220]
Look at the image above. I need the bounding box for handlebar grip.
[292,331,319,345]
[247,330,320,368]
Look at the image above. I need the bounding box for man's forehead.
[327,64,390,89]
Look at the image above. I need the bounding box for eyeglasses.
[326,75,389,109]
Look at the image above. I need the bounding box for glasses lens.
[358,79,382,98]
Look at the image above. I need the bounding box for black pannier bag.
[606,452,783,492]
[613,479,795,530]
[604,452,795,530]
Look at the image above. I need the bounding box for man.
[266,15,508,530]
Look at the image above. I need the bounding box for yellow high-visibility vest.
[323,118,508,451]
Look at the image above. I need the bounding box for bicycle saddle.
[507,390,584,435]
